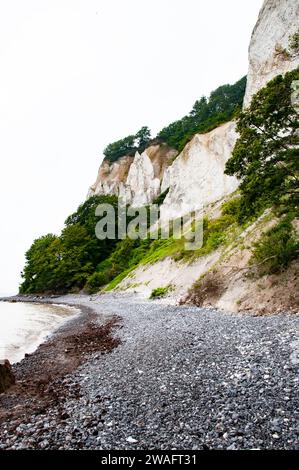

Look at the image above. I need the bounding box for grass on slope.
[101,200,244,291]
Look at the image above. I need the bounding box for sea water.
[0,302,79,364]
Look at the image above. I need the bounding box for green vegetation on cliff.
[103,126,152,163]
[249,215,299,277]
[157,76,246,152]
[225,68,299,221]
[103,76,246,163]
[224,68,299,275]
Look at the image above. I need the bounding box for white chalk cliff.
[88,144,177,207]
[159,122,239,220]
[88,155,134,199]
[120,144,177,207]
[244,0,299,107]
[88,0,298,218]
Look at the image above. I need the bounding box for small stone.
[227,444,237,450]
[40,440,49,449]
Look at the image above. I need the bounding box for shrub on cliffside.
[249,216,299,276]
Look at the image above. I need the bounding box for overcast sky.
[0,0,263,295]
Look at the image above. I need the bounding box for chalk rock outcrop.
[88,144,177,207]
[160,122,239,220]
[88,155,134,199]
[244,0,299,107]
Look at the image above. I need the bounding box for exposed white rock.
[123,151,161,207]
[160,122,239,221]
[123,144,177,206]
[88,155,133,198]
[160,166,171,194]
[88,144,176,206]
[244,0,299,107]
[116,251,220,304]
[88,124,238,215]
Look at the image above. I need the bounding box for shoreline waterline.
[0,300,81,364]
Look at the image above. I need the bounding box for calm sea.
[0,302,79,364]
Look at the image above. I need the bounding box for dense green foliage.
[103,126,152,163]
[86,237,153,292]
[221,196,243,221]
[90,212,238,291]
[20,196,121,294]
[221,195,258,225]
[103,76,246,163]
[172,213,237,262]
[200,215,235,253]
[20,234,62,294]
[225,68,299,222]
[85,271,109,293]
[249,216,299,276]
[157,76,246,152]
[20,198,240,294]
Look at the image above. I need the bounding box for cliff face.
[89,122,238,215]
[244,0,299,107]
[160,122,239,220]
[88,155,134,199]
[88,144,177,207]
[88,0,298,215]
[83,0,299,313]
[121,144,178,207]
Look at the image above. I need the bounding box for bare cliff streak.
[244,0,299,107]
[120,144,177,207]
[88,155,134,199]
[159,122,239,220]
[88,144,177,207]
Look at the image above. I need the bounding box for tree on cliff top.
[103,126,151,163]
[135,126,151,151]
[102,76,247,163]
[157,76,247,152]
[225,68,299,220]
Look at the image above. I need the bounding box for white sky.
[0,0,263,295]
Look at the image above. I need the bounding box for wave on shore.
[0,302,79,364]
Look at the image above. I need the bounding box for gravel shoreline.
[0,293,298,450]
